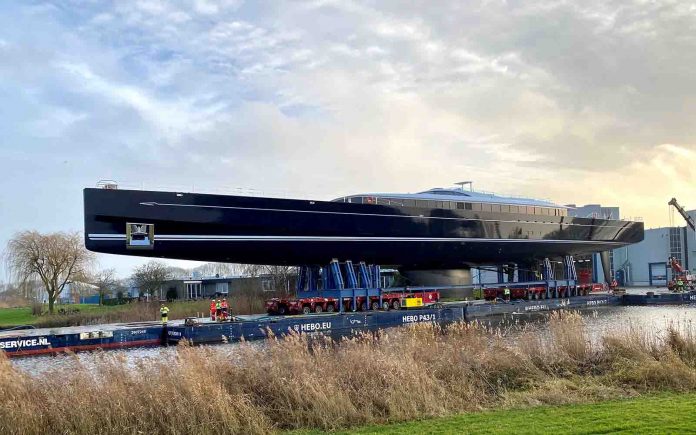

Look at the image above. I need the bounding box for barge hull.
[0,324,165,358]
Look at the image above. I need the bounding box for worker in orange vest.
[210,299,216,321]
[221,298,229,321]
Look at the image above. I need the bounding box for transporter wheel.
[360,302,368,311]
[371,301,380,311]
[314,305,323,314]
[302,305,312,315]
[392,300,401,310]
[382,301,390,311]
[277,306,287,316]
[326,304,335,313]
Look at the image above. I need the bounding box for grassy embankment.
[299,393,696,434]
[0,291,274,328]
[2,312,696,434]
[0,300,212,328]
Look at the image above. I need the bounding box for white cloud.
[56,61,224,140]
[29,107,87,138]
[1,0,696,278]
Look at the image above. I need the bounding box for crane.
[667,198,695,291]
[668,197,695,231]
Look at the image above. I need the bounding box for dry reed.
[1,312,696,434]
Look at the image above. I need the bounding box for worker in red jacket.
[221,299,229,321]
[210,299,216,321]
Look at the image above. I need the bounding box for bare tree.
[5,231,95,313]
[194,262,246,277]
[132,261,172,300]
[92,268,117,305]
[243,265,296,295]
[263,265,296,294]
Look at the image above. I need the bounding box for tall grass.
[2,312,696,434]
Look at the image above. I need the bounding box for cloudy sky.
[1,0,695,278]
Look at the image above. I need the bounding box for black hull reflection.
[84,188,644,268]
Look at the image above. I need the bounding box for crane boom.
[668,198,695,231]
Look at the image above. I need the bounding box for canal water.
[11,303,696,376]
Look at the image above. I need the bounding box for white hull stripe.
[138,201,633,229]
[88,234,623,244]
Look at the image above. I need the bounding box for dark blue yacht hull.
[83,188,644,268]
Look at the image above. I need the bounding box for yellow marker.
[403,297,423,308]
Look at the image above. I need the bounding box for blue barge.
[2,291,695,358]
[0,322,165,357]
[622,291,696,305]
[166,294,621,346]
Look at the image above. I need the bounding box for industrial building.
[614,221,695,286]
[158,274,295,300]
